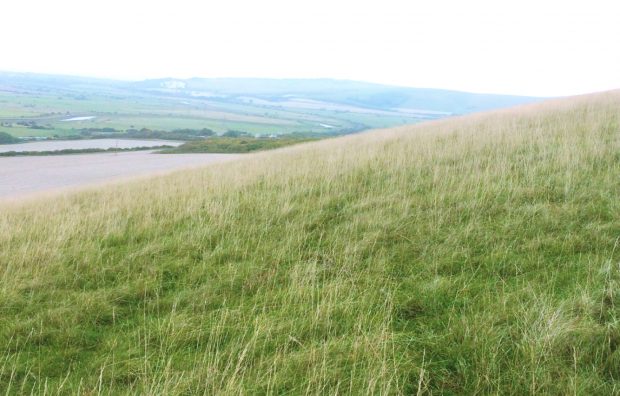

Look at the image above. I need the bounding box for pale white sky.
[1,0,619,96]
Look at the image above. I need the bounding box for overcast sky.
[1,0,619,96]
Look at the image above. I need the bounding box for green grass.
[163,136,319,154]
[1,91,620,394]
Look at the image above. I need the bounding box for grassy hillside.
[1,91,620,394]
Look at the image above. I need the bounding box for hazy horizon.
[2,0,619,97]
[0,70,554,98]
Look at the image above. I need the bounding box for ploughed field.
[0,151,238,199]
[1,91,620,394]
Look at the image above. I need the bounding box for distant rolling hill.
[0,72,543,139]
[133,77,543,115]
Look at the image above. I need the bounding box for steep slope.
[1,91,620,394]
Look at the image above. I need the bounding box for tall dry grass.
[1,90,620,394]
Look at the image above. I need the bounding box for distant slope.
[133,77,543,114]
[2,90,619,394]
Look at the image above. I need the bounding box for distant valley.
[0,72,543,140]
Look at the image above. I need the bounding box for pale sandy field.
[0,151,240,199]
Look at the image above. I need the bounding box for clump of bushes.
[0,131,19,144]
[0,145,173,157]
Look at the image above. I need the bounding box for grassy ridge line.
[1,91,620,394]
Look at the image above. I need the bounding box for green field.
[0,83,415,139]
[0,91,349,138]
[2,91,614,394]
